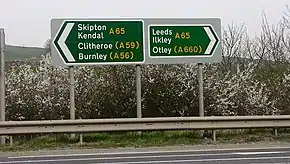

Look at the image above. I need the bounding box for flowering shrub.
[205,63,278,116]
[4,54,286,121]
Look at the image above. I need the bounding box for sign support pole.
[0,29,5,145]
[136,65,142,119]
[198,63,204,117]
[198,63,205,137]
[69,66,75,138]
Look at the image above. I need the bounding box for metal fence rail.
[0,115,290,135]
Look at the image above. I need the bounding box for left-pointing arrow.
[58,23,75,62]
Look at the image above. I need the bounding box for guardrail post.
[79,117,83,145]
[212,130,216,142]
[274,128,278,137]
[9,136,12,147]
[79,133,83,145]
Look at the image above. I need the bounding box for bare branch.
[282,4,290,29]
[221,22,246,70]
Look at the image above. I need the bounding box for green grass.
[5,45,46,61]
[1,129,290,152]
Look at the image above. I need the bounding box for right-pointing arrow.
[204,27,217,55]
[58,23,75,62]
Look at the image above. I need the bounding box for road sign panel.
[148,24,219,58]
[51,18,221,66]
[52,20,145,65]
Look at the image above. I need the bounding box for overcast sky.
[0,0,289,47]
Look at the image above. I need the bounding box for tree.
[282,5,290,56]
[44,39,51,54]
[219,23,249,73]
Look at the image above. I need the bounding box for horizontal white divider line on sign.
[0,115,290,135]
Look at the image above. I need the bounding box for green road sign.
[53,20,145,65]
[148,25,219,58]
[51,18,221,66]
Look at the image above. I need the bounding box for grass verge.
[1,129,290,152]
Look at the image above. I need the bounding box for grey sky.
[0,0,289,47]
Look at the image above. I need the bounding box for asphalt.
[1,147,290,164]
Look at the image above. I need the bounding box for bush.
[4,54,287,121]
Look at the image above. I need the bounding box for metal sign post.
[0,28,6,145]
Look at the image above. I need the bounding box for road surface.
[1,146,290,163]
